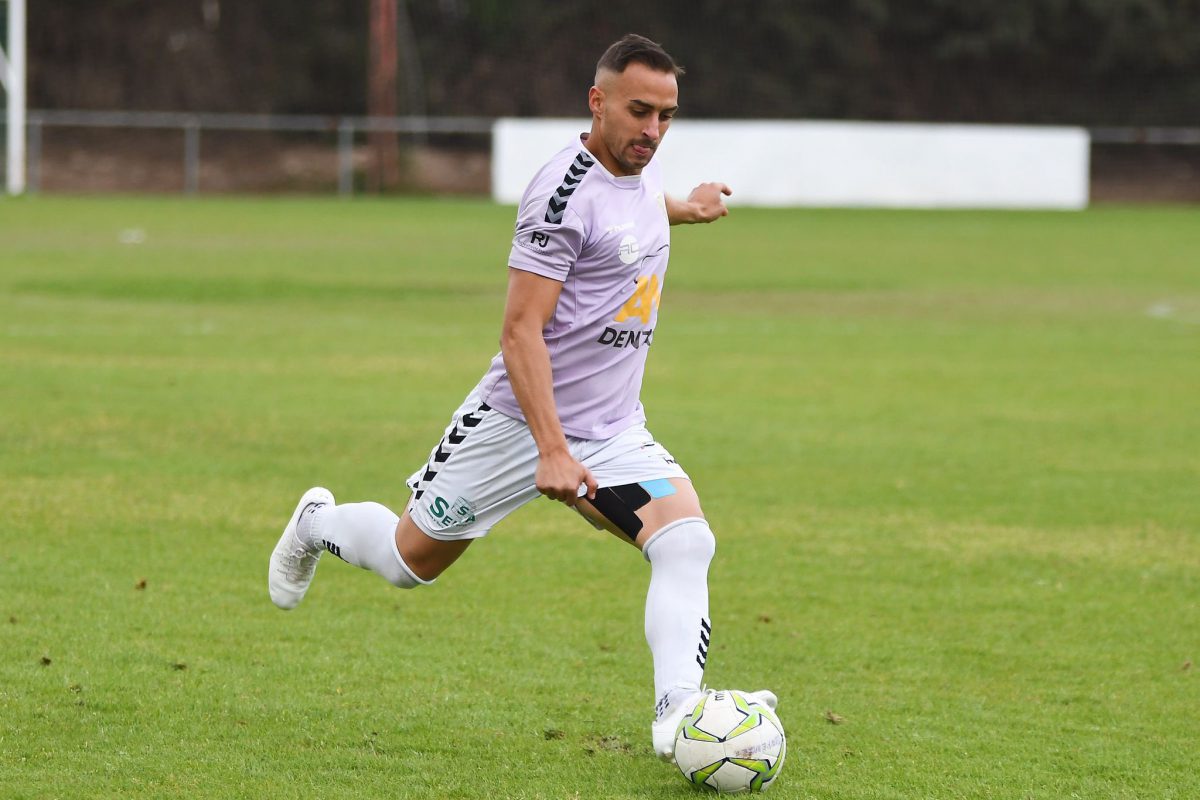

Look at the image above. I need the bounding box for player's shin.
[302,502,430,589]
[643,517,715,718]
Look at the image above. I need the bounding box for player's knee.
[392,513,472,586]
[395,549,447,584]
[642,517,715,566]
[388,534,437,588]
[384,546,432,589]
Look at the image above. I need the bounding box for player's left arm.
[666,182,732,225]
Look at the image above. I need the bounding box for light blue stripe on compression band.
[639,479,677,499]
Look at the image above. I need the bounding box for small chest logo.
[618,234,640,265]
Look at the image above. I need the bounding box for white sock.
[298,501,429,589]
[643,517,715,719]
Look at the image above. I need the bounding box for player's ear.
[588,85,604,116]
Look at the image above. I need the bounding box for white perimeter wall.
[492,119,1090,209]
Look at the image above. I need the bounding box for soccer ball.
[674,690,786,793]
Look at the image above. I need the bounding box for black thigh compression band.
[588,483,653,540]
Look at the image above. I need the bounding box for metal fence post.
[337,120,354,197]
[184,118,200,194]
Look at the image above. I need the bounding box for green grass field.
[2,197,1197,799]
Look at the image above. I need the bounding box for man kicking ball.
[269,33,775,761]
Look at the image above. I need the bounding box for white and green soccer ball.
[674,689,786,793]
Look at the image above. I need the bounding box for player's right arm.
[666,182,732,225]
[499,268,598,506]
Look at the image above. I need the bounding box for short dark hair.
[596,34,685,78]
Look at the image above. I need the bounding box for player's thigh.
[573,423,704,550]
[399,392,540,576]
[575,476,704,549]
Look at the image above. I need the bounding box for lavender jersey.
[477,136,670,439]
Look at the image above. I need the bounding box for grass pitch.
[1,197,1197,799]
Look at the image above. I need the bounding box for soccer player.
[269,33,775,761]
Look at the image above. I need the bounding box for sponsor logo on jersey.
[597,272,661,349]
[615,274,660,324]
[597,326,654,349]
[514,229,552,253]
[618,234,640,265]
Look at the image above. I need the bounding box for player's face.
[589,63,679,176]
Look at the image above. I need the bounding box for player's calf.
[643,516,717,758]
[301,501,431,589]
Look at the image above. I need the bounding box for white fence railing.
[2,109,1199,201]
[12,109,493,195]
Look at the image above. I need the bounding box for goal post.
[1,0,26,195]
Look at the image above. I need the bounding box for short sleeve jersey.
[477,136,671,439]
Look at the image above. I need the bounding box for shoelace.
[279,545,319,581]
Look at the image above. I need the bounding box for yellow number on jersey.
[614,275,661,325]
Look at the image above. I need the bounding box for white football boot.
[743,689,779,713]
[651,689,705,762]
[268,486,335,609]
[652,688,779,762]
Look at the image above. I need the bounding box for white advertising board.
[493,119,1089,209]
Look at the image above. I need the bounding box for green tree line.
[25,0,1200,124]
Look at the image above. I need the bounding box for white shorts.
[405,386,688,541]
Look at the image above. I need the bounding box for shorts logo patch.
[427,495,477,529]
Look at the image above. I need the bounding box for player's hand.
[686,182,732,223]
[535,448,598,506]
